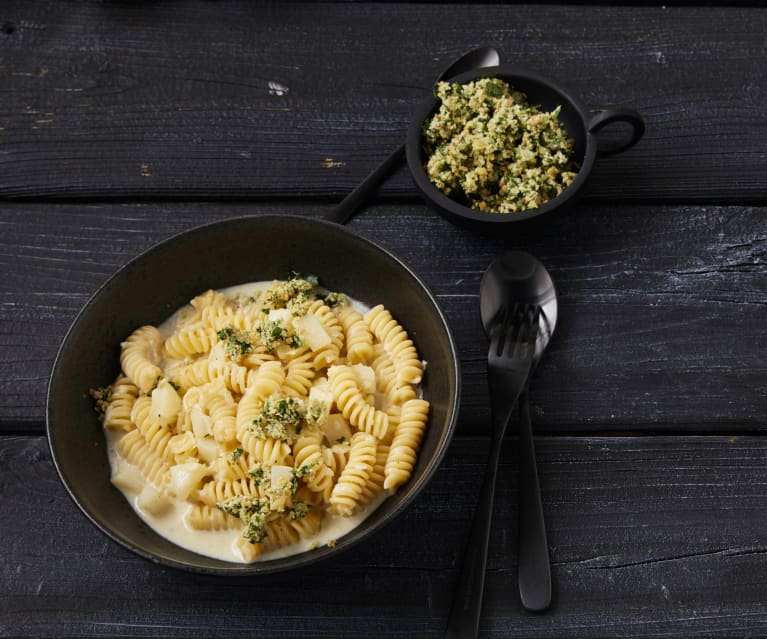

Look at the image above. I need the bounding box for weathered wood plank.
[1,201,765,433]
[0,3,765,200]
[3,434,767,637]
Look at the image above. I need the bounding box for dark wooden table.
[2,2,766,637]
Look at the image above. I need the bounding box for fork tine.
[497,304,540,359]
[513,305,537,357]
[523,305,541,346]
[503,305,523,358]
[489,321,502,355]
[490,302,519,356]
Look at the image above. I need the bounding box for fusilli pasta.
[120,326,163,393]
[96,276,430,564]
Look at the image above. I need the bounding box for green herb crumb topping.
[423,77,579,214]
[217,496,270,544]
[217,326,253,358]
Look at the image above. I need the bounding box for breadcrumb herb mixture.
[423,77,579,214]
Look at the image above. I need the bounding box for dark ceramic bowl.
[406,65,644,230]
[47,215,460,575]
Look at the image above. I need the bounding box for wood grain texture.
[0,2,765,201]
[3,434,767,637]
[1,201,764,433]
[1,2,765,636]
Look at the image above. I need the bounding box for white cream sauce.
[106,280,386,564]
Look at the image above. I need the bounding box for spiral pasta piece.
[167,431,197,464]
[359,443,389,507]
[233,374,294,462]
[329,432,377,516]
[208,357,251,395]
[211,449,253,481]
[236,384,266,435]
[190,289,220,311]
[323,443,349,479]
[370,344,394,389]
[207,390,237,444]
[186,504,242,531]
[197,477,265,507]
[116,430,170,488]
[384,399,429,492]
[328,365,389,440]
[131,396,174,463]
[199,292,250,333]
[241,346,275,370]
[292,425,323,472]
[383,402,402,440]
[163,323,216,360]
[282,352,315,398]
[168,358,212,391]
[120,325,163,393]
[370,344,416,404]
[239,429,292,465]
[247,360,285,401]
[293,426,334,500]
[336,304,374,364]
[103,375,139,432]
[365,305,423,398]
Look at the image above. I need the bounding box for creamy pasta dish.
[91,275,429,563]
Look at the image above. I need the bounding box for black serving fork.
[445,304,540,639]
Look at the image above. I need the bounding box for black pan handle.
[325,143,406,225]
[588,108,645,157]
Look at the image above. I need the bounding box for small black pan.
[47,215,460,574]
[406,65,644,230]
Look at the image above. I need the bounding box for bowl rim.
[46,213,461,575]
[406,64,598,225]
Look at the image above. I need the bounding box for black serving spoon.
[325,46,499,225]
[480,251,557,613]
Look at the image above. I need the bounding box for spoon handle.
[444,427,504,639]
[517,391,551,611]
[324,143,406,225]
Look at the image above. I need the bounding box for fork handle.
[517,391,552,611]
[444,423,505,639]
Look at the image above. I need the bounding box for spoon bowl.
[480,251,558,359]
[437,46,500,83]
